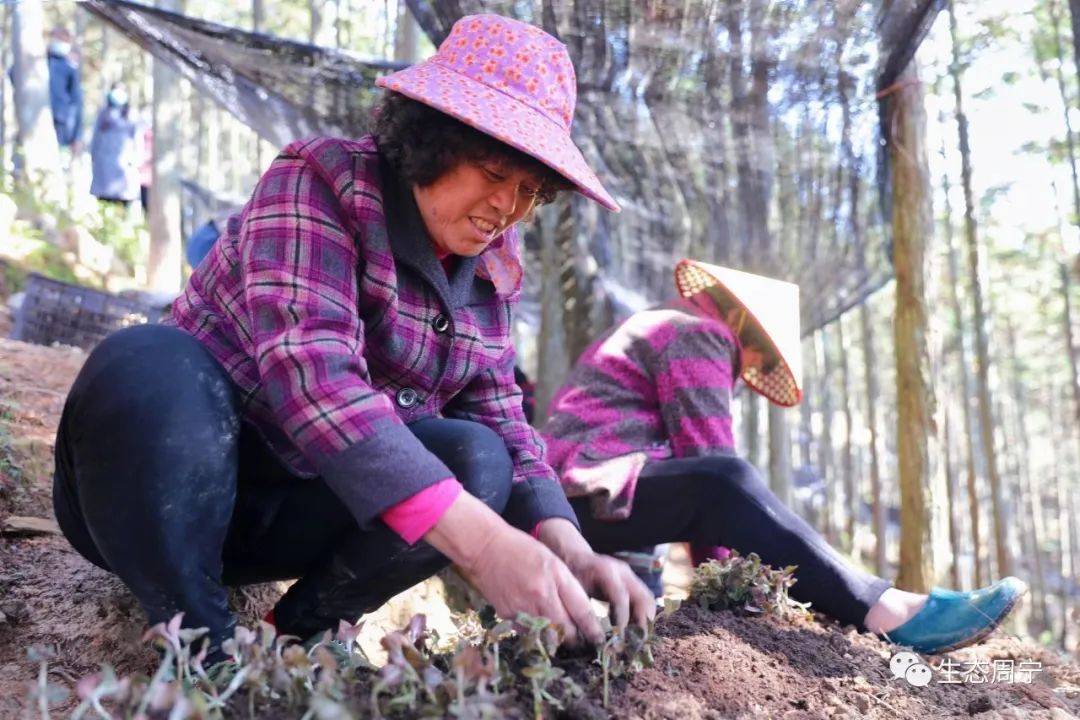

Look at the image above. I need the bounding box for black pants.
[572,457,892,630]
[53,324,512,655]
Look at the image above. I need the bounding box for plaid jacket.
[542,293,739,520]
[167,136,575,532]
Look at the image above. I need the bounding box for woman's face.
[413,158,544,257]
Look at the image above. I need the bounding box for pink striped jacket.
[542,293,740,520]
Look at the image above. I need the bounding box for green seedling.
[689,550,811,619]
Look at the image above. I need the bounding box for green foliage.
[1,172,147,286]
[689,550,811,619]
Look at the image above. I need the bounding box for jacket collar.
[379,154,480,310]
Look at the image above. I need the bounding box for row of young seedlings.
[28,607,660,719]
[29,550,802,719]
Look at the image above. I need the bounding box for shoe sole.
[921,584,1028,655]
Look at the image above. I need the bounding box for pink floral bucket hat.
[375,13,619,212]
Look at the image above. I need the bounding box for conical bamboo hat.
[675,259,803,407]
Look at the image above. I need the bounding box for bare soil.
[0,337,1078,719]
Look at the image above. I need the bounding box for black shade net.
[81,0,939,337]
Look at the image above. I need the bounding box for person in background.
[89,83,140,207]
[543,260,1027,654]
[46,27,83,155]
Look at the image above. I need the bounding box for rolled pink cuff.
[380,478,463,544]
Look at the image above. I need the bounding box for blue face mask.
[48,40,71,57]
[107,89,129,108]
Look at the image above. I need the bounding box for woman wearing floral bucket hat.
[543,259,1026,654]
[52,13,653,663]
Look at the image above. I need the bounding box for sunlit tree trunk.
[309,0,323,43]
[799,335,815,469]
[817,328,837,544]
[148,0,185,294]
[859,295,887,576]
[837,314,857,554]
[744,394,762,468]
[1004,315,1049,630]
[1056,422,1075,651]
[942,404,961,588]
[1067,0,1080,135]
[1,1,10,190]
[939,136,983,588]
[768,404,792,506]
[534,198,572,424]
[1047,0,1080,483]
[10,0,62,195]
[394,0,420,63]
[948,0,1010,578]
[888,61,936,593]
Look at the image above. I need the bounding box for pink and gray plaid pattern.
[542,294,740,521]
[168,135,574,531]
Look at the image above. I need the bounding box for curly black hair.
[373,91,575,205]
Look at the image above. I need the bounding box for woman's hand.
[424,493,603,645]
[536,519,657,634]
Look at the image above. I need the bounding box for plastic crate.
[11,274,157,350]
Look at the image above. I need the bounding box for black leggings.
[53,324,512,655]
[572,457,892,630]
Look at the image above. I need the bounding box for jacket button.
[432,314,450,334]
[396,387,419,408]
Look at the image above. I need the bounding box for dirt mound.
[616,605,1080,719]
[0,337,1078,719]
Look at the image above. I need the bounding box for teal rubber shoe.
[883,577,1027,654]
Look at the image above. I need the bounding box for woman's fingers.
[555,562,603,645]
[541,594,580,646]
[599,562,631,633]
[623,564,657,628]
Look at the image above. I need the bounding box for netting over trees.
[82,0,938,342]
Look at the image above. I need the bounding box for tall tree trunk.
[194,92,205,191]
[394,0,420,63]
[534,199,572,424]
[799,336,815,469]
[309,0,323,44]
[942,404,961,588]
[1004,315,1050,630]
[1061,259,1080,484]
[745,394,762,469]
[1,1,10,190]
[1068,0,1080,130]
[837,314,857,554]
[940,131,983,588]
[251,1,264,172]
[1066,483,1079,651]
[948,0,1010,578]
[1047,0,1080,486]
[859,296,888,575]
[10,0,62,194]
[768,404,792,506]
[335,0,343,48]
[1056,432,1074,651]
[148,0,185,294]
[817,328,837,544]
[888,61,936,593]
[252,0,265,33]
